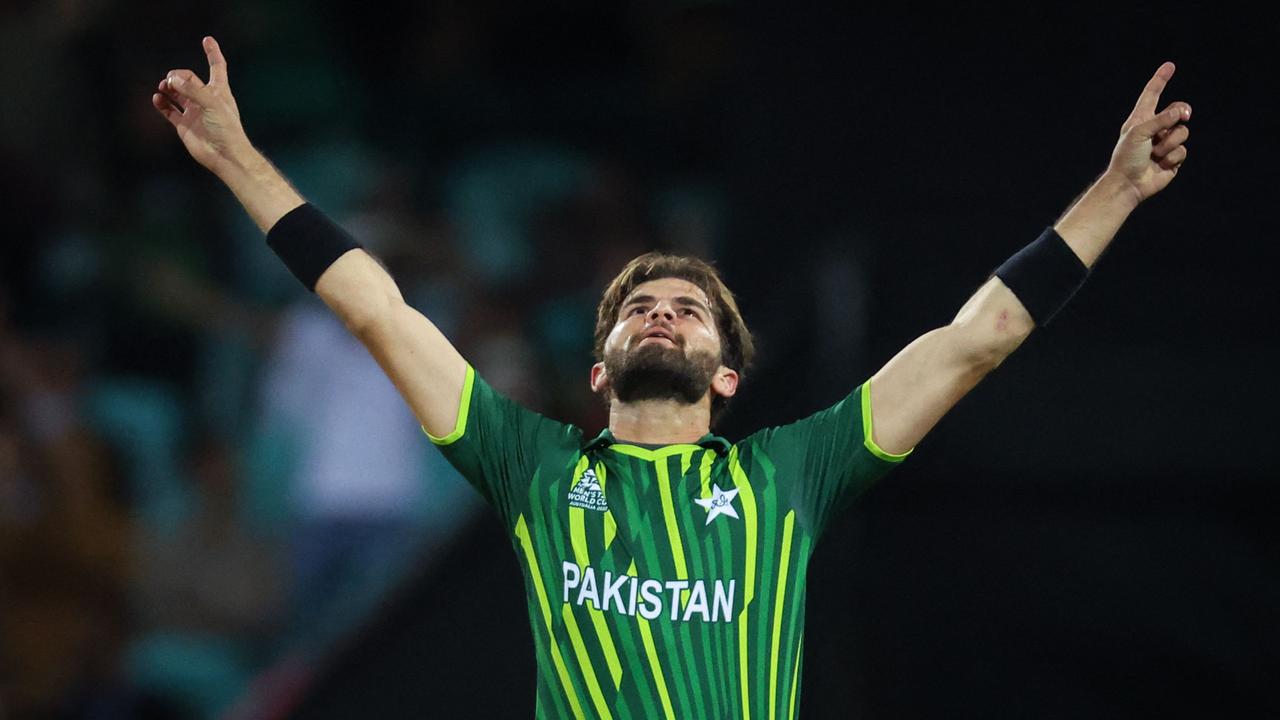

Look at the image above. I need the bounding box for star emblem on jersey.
[694,484,740,525]
[567,468,609,512]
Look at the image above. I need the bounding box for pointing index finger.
[204,36,228,84]
[1129,61,1176,121]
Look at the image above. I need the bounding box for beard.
[604,340,720,405]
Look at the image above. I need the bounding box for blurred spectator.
[0,311,138,716]
[444,142,595,285]
[258,301,426,645]
[126,432,284,719]
[255,196,482,651]
[0,0,107,172]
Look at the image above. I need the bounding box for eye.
[680,308,699,318]
[629,306,646,316]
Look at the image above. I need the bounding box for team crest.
[568,468,609,512]
[695,484,740,525]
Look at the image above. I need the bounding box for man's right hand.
[151,35,470,438]
[152,36,249,179]
[153,36,303,232]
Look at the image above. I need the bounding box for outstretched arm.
[153,37,468,437]
[868,62,1192,455]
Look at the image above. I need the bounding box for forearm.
[960,172,1136,349]
[871,174,1147,454]
[215,143,306,233]
[1053,171,1142,268]
[213,146,396,332]
[937,171,1141,376]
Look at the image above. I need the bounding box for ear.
[710,366,739,400]
[590,361,610,394]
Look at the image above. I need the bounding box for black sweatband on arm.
[993,227,1090,326]
[266,203,363,292]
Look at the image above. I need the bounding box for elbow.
[960,345,1004,380]
[314,249,405,338]
[949,311,1032,374]
[344,311,379,340]
[946,278,1035,374]
[344,293,402,341]
[318,281,403,340]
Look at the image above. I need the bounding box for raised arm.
[868,62,1192,455]
[152,37,467,436]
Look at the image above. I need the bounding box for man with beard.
[154,37,1190,719]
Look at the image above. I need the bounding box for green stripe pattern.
[511,440,828,719]
[433,373,907,719]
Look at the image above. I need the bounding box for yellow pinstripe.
[515,515,585,720]
[561,604,614,719]
[630,560,676,720]
[788,635,803,720]
[768,511,796,720]
[729,447,759,720]
[597,463,618,550]
[654,458,691,606]
[567,458,624,690]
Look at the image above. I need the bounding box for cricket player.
[154,37,1190,718]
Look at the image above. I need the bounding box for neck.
[608,397,711,445]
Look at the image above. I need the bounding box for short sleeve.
[423,365,581,526]
[743,379,910,538]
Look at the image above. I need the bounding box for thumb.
[1132,103,1191,141]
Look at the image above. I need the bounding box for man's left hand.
[1106,61,1192,204]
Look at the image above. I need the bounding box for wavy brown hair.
[594,252,755,422]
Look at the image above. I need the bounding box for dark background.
[2,2,1276,719]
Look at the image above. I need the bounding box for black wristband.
[993,227,1090,326]
[266,203,363,292]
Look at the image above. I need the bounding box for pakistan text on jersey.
[561,561,736,623]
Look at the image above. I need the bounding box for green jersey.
[426,365,909,719]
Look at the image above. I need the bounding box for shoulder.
[740,384,866,445]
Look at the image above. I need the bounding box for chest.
[545,449,754,580]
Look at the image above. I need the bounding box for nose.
[648,302,675,322]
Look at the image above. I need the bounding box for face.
[592,278,738,406]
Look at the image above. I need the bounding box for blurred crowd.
[1,1,739,717]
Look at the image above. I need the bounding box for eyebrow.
[621,294,712,316]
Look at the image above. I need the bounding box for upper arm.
[315,249,469,438]
[869,276,1034,455]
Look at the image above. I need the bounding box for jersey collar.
[582,428,733,456]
